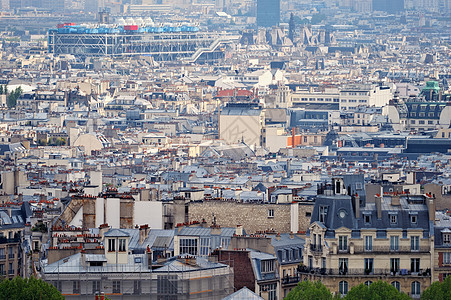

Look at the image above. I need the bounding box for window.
[339,258,348,275]
[133,280,141,294]
[365,236,373,251]
[113,281,121,294]
[390,214,398,225]
[268,209,274,218]
[443,252,451,264]
[73,281,80,294]
[157,275,178,296]
[199,237,210,256]
[108,239,115,252]
[261,260,274,273]
[411,258,420,273]
[443,234,451,244]
[365,281,372,287]
[8,263,13,275]
[390,236,399,251]
[319,206,328,223]
[411,236,420,251]
[339,281,348,296]
[364,258,374,274]
[179,238,198,256]
[322,257,326,269]
[119,239,126,252]
[261,283,277,300]
[220,238,230,249]
[0,248,4,260]
[391,258,400,273]
[339,236,348,251]
[411,215,417,224]
[364,214,371,224]
[308,256,313,268]
[411,281,421,296]
[92,281,100,294]
[392,281,400,291]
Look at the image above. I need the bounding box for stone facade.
[188,200,313,234]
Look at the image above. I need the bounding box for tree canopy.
[285,280,334,300]
[0,276,63,300]
[7,86,22,108]
[421,276,451,300]
[344,281,410,300]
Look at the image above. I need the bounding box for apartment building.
[300,177,434,298]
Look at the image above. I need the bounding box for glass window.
[92,281,100,294]
[199,237,210,256]
[339,236,348,251]
[365,236,372,251]
[411,258,420,273]
[411,236,420,251]
[391,258,400,273]
[411,215,417,224]
[157,275,178,296]
[411,281,420,296]
[268,209,274,218]
[339,281,348,296]
[365,281,372,287]
[339,258,348,275]
[443,234,451,244]
[390,214,398,225]
[119,239,126,252]
[319,206,328,223]
[443,252,451,264]
[112,281,121,294]
[261,283,277,300]
[392,281,400,291]
[73,281,80,294]
[179,238,198,256]
[364,258,373,274]
[108,239,115,252]
[261,260,274,273]
[390,236,399,251]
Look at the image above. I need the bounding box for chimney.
[354,194,360,219]
[427,198,436,224]
[139,224,150,244]
[375,195,382,219]
[275,233,280,240]
[146,245,152,269]
[289,232,294,239]
[99,223,110,238]
[391,195,400,206]
[235,225,243,236]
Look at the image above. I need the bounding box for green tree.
[421,276,451,300]
[285,280,334,300]
[0,276,63,299]
[3,84,7,95]
[7,86,22,108]
[344,281,410,300]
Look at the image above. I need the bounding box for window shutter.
[439,252,443,267]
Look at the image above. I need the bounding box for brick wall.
[215,250,255,292]
[188,200,313,234]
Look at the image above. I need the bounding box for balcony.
[353,245,430,254]
[297,267,431,277]
[282,275,300,285]
[0,237,20,245]
[309,244,322,254]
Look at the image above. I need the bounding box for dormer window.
[410,214,418,225]
[319,206,328,223]
[119,239,126,252]
[364,214,371,225]
[444,233,451,244]
[390,213,398,225]
[108,239,115,252]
